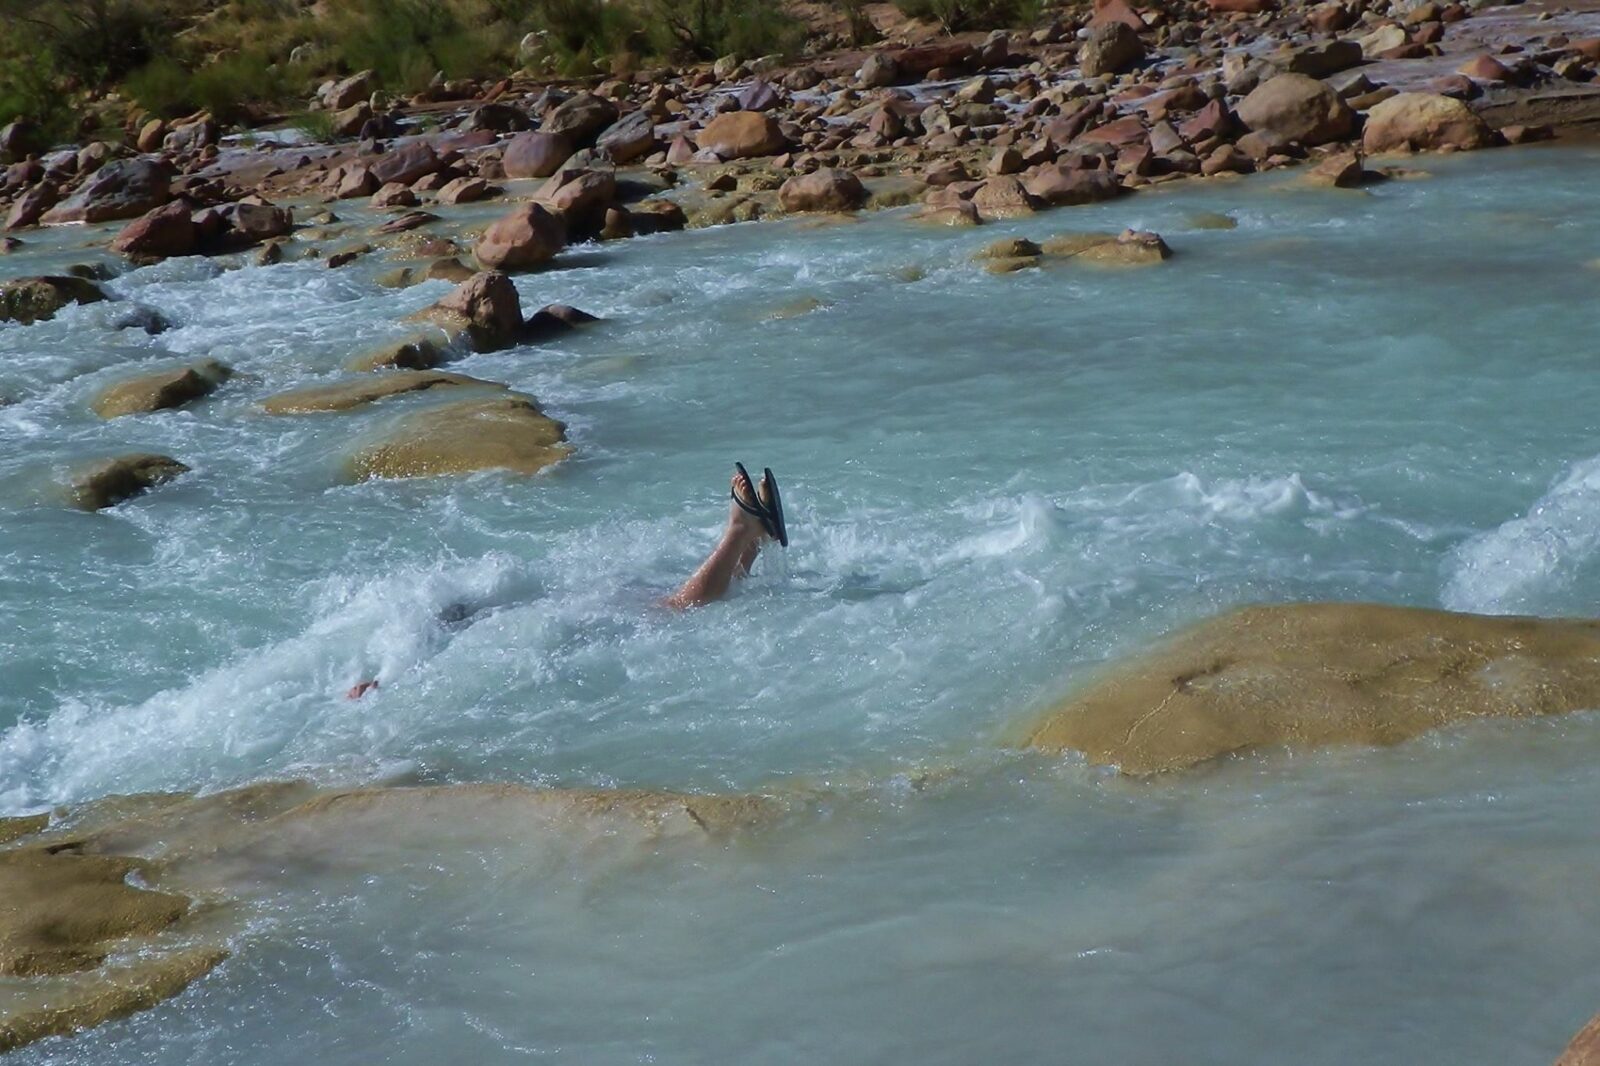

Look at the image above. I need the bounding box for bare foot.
[347,679,379,700]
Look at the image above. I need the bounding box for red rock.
[436,176,491,204]
[368,142,441,187]
[893,43,977,77]
[1361,92,1494,152]
[1179,99,1236,141]
[1022,165,1124,205]
[4,182,56,231]
[543,93,619,147]
[1379,43,1432,59]
[136,119,167,154]
[474,202,566,271]
[503,132,573,180]
[778,168,867,212]
[372,182,418,208]
[1208,0,1274,13]
[1090,0,1147,31]
[1236,73,1355,146]
[110,200,196,258]
[697,111,788,159]
[336,165,378,199]
[1309,3,1355,32]
[1074,115,1149,148]
[427,271,524,350]
[595,110,656,164]
[1457,54,1512,81]
[535,169,616,228]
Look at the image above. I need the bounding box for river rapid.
[3,144,1600,1064]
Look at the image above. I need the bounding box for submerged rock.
[1042,229,1172,265]
[1022,603,1600,774]
[91,360,231,419]
[349,394,568,480]
[66,454,189,510]
[1557,1011,1600,1066]
[261,370,500,414]
[0,275,106,325]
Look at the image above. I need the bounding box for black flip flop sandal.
[731,462,772,533]
[760,468,788,548]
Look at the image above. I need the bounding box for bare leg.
[664,470,771,609]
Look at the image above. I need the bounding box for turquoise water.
[4,145,1600,1063]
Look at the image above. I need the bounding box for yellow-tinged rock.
[349,394,569,480]
[1021,602,1600,775]
[261,370,500,414]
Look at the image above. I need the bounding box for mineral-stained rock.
[1043,229,1171,265]
[1021,602,1600,774]
[697,111,788,159]
[91,360,232,419]
[261,370,501,414]
[1361,92,1495,153]
[1236,73,1355,147]
[349,394,569,480]
[779,168,868,213]
[474,202,566,271]
[66,454,189,510]
[0,275,106,324]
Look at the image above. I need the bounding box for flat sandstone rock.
[348,394,569,480]
[1022,603,1600,774]
[261,370,501,414]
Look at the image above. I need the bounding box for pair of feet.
[663,464,787,609]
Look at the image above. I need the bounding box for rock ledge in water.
[66,454,189,510]
[349,394,568,480]
[1022,603,1600,774]
[261,371,503,414]
[91,360,232,419]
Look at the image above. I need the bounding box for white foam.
[1442,453,1600,614]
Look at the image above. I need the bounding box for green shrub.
[0,49,77,145]
[289,109,335,142]
[642,0,805,60]
[892,0,1042,32]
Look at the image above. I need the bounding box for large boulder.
[594,110,656,164]
[110,200,196,259]
[367,142,441,187]
[1361,92,1495,153]
[323,69,374,110]
[4,183,58,231]
[41,159,170,224]
[1,275,106,324]
[1236,73,1355,146]
[349,395,569,480]
[778,168,868,213]
[1079,22,1145,77]
[262,371,500,414]
[502,131,573,179]
[697,111,788,159]
[92,360,231,419]
[542,92,619,147]
[535,168,617,230]
[474,202,566,271]
[408,270,525,351]
[66,453,189,510]
[1022,603,1600,774]
[1022,166,1124,206]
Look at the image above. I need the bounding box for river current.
[3,145,1599,1063]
